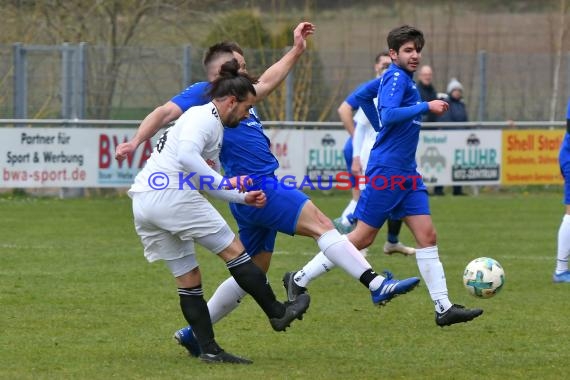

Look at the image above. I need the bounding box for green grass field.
[1,190,569,379]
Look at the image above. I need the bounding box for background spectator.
[436,77,468,196]
[417,65,438,123]
[438,78,468,124]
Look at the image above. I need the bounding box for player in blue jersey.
[335,51,415,257]
[553,99,570,283]
[117,22,420,356]
[285,25,483,327]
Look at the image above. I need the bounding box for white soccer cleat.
[383,241,415,256]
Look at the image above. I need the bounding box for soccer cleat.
[282,271,308,302]
[553,270,570,283]
[371,271,420,306]
[199,351,253,364]
[269,293,310,331]
[173,326,201,357]
[332,216,355,235]
[383,241,416,256]
[435,304,484,327]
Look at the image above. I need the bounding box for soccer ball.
[462,257,505,298]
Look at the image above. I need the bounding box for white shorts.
[130,188,235,264]
[359,131,377,191]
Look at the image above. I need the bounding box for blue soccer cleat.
[173,326,201,357]
[371,271,420,306]
[553,270,570,283]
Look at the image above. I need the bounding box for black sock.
[226,252,285,319]
[359,269,378,288]
[387,219,402,244]
[178,286,222,355]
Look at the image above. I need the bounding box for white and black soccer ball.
[463,257,505,299]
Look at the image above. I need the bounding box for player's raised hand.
[293,22,316,51]
[428,100,449,116]
[244,190,266,208]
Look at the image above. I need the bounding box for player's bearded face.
[225,108,241,127]
[225,95,254,127]
[391,41,421,72]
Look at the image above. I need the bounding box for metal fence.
[1,43,570,123]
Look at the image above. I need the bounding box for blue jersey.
[220,108,278,177]
[560,99,570,168]
[368,64,429,171]
[353,77,382,132]
[171,82,210,109]
[345,82,367,109]
[170,81,279,178]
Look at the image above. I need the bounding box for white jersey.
[353,106,378,172]
[130,102,223,193]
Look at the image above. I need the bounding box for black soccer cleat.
[270,293,310,332]
[199,351,253,364]
[282,271,308,302]
[435,304,483,327]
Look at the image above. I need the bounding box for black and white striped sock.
[226,251,285,319]
[178,285,221,355]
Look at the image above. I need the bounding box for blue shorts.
[353,166,430,229]
[562,161,570,205]
[343,137,356,188]
[230,178,309,256]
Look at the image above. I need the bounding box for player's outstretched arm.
[115,101,183,161]
[178,140,248,204]
[254,22,315,101]
[338,101,356,136]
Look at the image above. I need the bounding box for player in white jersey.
[128,60,310,364]
[352,108,377,191]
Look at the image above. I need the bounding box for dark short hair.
[206,59,258,101]
[375,50,390,63]
[202,41,244,69]
[387,25,425,53]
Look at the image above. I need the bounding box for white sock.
[317,229,376,282]
[207,276,247,324]
[415,246,452,313]
[294,251,336,288]
[368,276,384,292]
[341,199,358,226]
[556,214,570,274]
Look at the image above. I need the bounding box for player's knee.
[423,229,437,247]
[311,213,335,232]
[251,251,272,273]
[174,267,201,288]
[347,231,373,250]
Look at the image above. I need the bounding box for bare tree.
[4,0,227,118]
[550,0,568,121]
